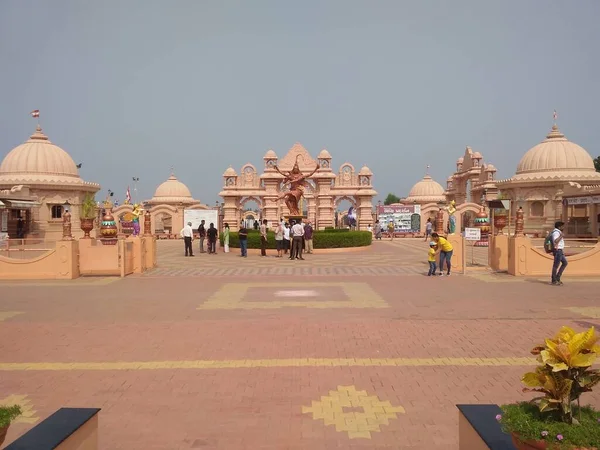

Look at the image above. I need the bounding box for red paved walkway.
[1,240,600,449]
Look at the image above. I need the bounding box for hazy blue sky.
[1,0,599,206]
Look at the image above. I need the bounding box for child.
[427,242,437,276]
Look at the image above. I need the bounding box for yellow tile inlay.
[564,307,600,318]
[0,394,39,424]
[0,357,536,371]
[197,282,388,310]
[302,385,405,439]
[0,311,23,321]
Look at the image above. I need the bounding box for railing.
[530,237,598,256]
[0,238,57,260]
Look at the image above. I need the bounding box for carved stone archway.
[445,147,498,207]
[219,143,377,231]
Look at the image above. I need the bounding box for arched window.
[530,201,544,217]
[51,205,63,219]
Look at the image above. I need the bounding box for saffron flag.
[30,110,40,118]
[126,186,132,204]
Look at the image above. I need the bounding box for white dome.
[404,175,446,203]
[516,125,597,177]
[154,174,192,198]
[0,125,99,190]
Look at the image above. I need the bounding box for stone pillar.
[357,196,373,231]
[144,210,152,236]
[316,195,334,229]
[435,209,444,234]
[222,197,239,232]
[62,210,73,241]
[514,207,524,237]
[591,203,599,237]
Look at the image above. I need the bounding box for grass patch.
[0,405,21,428]
[500,402,600,448]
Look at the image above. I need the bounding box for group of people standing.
[180,218,314,259]
[179,219,225,256]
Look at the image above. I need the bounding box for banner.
[378,205,421,232]
[184,209,219,230]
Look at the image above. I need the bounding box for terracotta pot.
[0,424,9,446]
[80,218,94,238]
[494,215,507,234]
[511,433,597,450]
[511,433,547,449]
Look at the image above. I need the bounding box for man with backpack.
[546,221,568,285]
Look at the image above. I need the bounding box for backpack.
[544,231,555,254]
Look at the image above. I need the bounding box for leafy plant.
[499,326,600,447]
[383,193,401,205]
[0,405,22,428]
[220,230,372,249]
[81,193,97,219]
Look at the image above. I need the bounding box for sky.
[1,0,599,206]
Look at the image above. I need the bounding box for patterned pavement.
[1,239,600,449]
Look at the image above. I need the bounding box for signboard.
[377,205,421,232]
[464,227,481,241]
[183,209,219,231]
[566,196,600,205]
[1,210,7,232]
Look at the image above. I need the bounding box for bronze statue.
[274,156,319,216]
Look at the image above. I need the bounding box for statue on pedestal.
[446,200,457,234]
[131,204,142,236]
[274,156,319,217]
[62,209,73,240]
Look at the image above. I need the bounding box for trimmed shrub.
[220,230,371,249]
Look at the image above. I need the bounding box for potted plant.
[0,404,22,446]
[498,326,600,449]
[80,193,97,238]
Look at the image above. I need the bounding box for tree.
[384,193,401,205]
[594,156,600,172]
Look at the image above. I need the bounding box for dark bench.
[457,404,516,450]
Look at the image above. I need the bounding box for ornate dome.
[318,149,332,159]
[359,165,372,175]
[515,125,598,179]
[150,173,196,204]
[0,125,99,190]
[404,175,446,203]
[223,166,237,177]
[263,149,277,159]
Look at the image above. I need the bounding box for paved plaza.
[1,239,600,449]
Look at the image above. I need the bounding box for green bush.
[220,230,371,249]
[0,405,22,428]
[320,228,350,233]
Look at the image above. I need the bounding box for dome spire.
[425,164,431,176]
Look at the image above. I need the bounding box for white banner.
[566,196,600,205]
[184,209,219,231]
[464,227,481,241]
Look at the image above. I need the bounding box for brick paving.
[1,239,600,449]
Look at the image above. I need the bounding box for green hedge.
[220,230,372,249]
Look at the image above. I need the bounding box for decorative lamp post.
[143,203,152,236]
[62,201,73,240]
[514,206,525,237]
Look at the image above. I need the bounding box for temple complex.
[495,124,600,235]
[112,172,209,236]
[219,143,376,231]
[0,125,100,240]
[404,173,446,205]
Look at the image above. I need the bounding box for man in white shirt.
[290,220,305,260]
[180,221,194,257]
[551,221,567,285]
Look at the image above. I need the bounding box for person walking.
[223,223,230,253]
[424,218,433,242]
[374,220,382,240]
[197,220,206,253]
[180,221,194,257]
[283,222,291,254]
[304,221,314,254]
[550,221,568,285]
[260,219,268,257]
[275,221,284,257]
[291,219,305,260]
[207,223,218,254]
[388,221,395,241]
[239,224,248,257]
[431,232,453,276]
